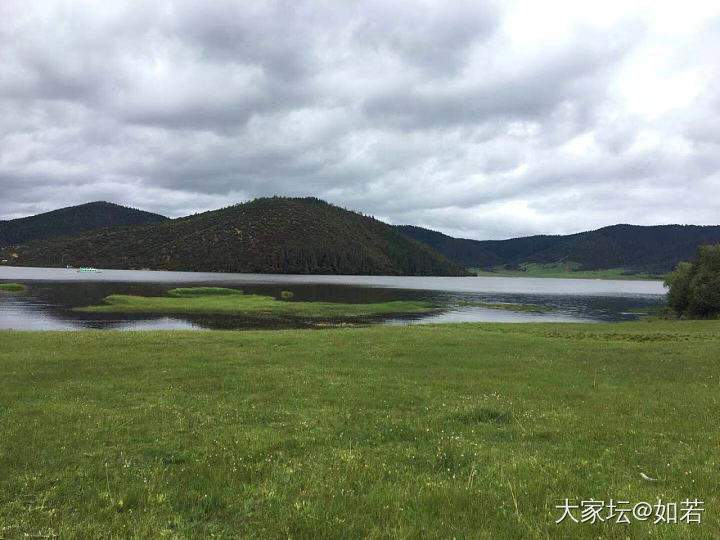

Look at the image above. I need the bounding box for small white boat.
[76,267,102,273]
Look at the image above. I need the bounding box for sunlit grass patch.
[0,282,27,292]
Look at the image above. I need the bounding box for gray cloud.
[1,0,719,239]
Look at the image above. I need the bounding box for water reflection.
[0,267,667,331]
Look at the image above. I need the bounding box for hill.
[2,198,468,276]
[397,224,720,274]
[394,225,504,268]
[0,201,168,247]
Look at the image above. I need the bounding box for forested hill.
[0,202,168,247]
[3,198,468,276]
[396,224,720,273]
[394,226,505,268]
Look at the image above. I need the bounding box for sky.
[1,0,719,240]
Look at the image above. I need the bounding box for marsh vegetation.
[0,282,26,292]
[75,287,437,321]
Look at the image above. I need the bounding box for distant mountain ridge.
[0,201,168,247]
[2,197,468,276]
[3,198,716,275]
[394,225,504,268]
[396,223,720,274]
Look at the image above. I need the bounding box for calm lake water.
[0,266,667,331]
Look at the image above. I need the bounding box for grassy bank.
[1,321,718,538]
[471,262,666,281]
[75,289,435,319]
[0,282,26,292]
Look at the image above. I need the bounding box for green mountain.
[396,224,720,274]
[0,201,168,247]
[394,225,505,268]
[3,198,468,276]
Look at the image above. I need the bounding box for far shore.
[0,266,668,298]
[471,265,666,281]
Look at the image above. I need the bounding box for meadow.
[471,262,666,281]
[1,320,718,538]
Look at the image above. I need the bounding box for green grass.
[1,321,719,538]
[455,301,556,312]
[470,262,666,281]
[75,292,435,319]
[168,287,244,297]
[0,282,27,292]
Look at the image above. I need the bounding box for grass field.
[1,321,718,538]
[470,262,666,281]
[75,289,435,319]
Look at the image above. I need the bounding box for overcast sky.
[1,1,719,239]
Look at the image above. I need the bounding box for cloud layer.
[1,0,719,239]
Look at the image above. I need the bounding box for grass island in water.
[75,287,437,320]
[0,283,27,292]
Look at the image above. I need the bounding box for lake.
[0,266,667,331]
